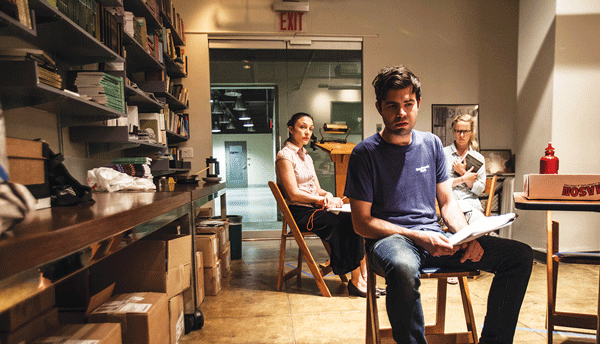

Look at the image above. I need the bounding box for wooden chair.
[482,174,498,217]
[546,217,600,344]
[268,181,348,298]
[367,176,494,344]
[366,262,480,344]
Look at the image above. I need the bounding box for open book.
[448,213,516,245]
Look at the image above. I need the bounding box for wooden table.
[0,182,226,314]
[314,142,356,198]
[513,192,600,344]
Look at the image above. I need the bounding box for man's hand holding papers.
[449,213,517,246]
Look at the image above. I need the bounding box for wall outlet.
[180,147,193,158]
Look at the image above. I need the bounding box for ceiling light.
[243,120,254,127]
[233,96,247,111]
[238,111,251,121]
[211,121,221,133]
[226,122,236,130]
[211,100,224,114]
[219,115,230,124]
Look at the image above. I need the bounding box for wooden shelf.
[123,32,164,73]
[0,191,192,313]
[69,126,167,155]
[0,8,37,40]
[0,61,124,125]
[123,0,161,28]
[125,84,164,111]
[166,130,188,143]
[164,55,186,78]
[160,12,184,46]
[29,0,123,64]
[137,80,187,110]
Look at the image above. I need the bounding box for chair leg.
[366,266,380,344]
[458,276,479,344]
[296,246,303,284]
[277,235,287,292]
[597,266,600,344]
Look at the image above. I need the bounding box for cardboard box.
[168,294,184,344]
[195,251,205,305]
[88,292,169,344]
[219,241,231,278]
[196,223,228,253]
[182,288,195,314]
[203,260,222,296]
[0,286,55,332]
[5,137,46,185]
[5,137,50,206]
[1,307,59,344]
[32,323,122,344]
[91,235,192,298]
[195,233,219,268]
[524,174,600,200]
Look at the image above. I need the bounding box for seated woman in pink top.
[276,112,372,297]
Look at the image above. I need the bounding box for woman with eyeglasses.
[442,114,487,224]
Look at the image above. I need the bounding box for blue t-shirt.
[345,130,449,233]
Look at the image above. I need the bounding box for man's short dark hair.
[372,66,421,105]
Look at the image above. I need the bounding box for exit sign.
[279,12,304,31]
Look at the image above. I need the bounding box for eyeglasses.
[454,130,472,135]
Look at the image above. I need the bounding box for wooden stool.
[366,264,480,344]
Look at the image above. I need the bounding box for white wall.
[551,2,600,251]
[179,0,519,152]
[515,0,600,253]
[212,133,275,186]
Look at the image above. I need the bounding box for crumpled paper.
[87,167,156,192]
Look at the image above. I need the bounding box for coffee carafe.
[206,156,220,178]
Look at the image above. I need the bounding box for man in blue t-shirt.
[345,66,533,344]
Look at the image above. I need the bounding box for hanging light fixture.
[233,96,247,111]
[224,89,241,97]
[247,125,255,132]
[226,122,236,130]
[211,100,224,114]
[243,120,254,127]
[238,111,251,121]
[211,121,221,133]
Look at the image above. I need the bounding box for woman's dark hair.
[372,66,421,106]
[287,112,313,128]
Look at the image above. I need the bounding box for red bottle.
[540,142,559,174]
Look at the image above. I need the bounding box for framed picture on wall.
[480,149,515,174]
[431,104,480,149]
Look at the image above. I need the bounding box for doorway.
[209,37,363,238]
[225,141,248,188]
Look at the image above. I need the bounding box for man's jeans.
[369,233,533,344]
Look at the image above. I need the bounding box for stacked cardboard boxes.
[88,292,168,344]
[0,287,58,344]
[88,234,193,344]
[32,323,122,344]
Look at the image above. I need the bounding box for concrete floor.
[180,238,599,344]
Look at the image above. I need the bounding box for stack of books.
[0,48,62,89]
[38,66,62,89]
[73,72,125,113]
[108,157,152,178]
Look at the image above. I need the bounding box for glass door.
[208,38,363,237]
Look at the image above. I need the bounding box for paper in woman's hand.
[448,213,517,246]
[326,203,351,214]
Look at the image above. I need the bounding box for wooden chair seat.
[366,263,480,344]
[269,181,348,298]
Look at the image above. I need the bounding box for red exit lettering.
[280,12,304,31]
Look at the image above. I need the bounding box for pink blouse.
[276,141,319,207]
